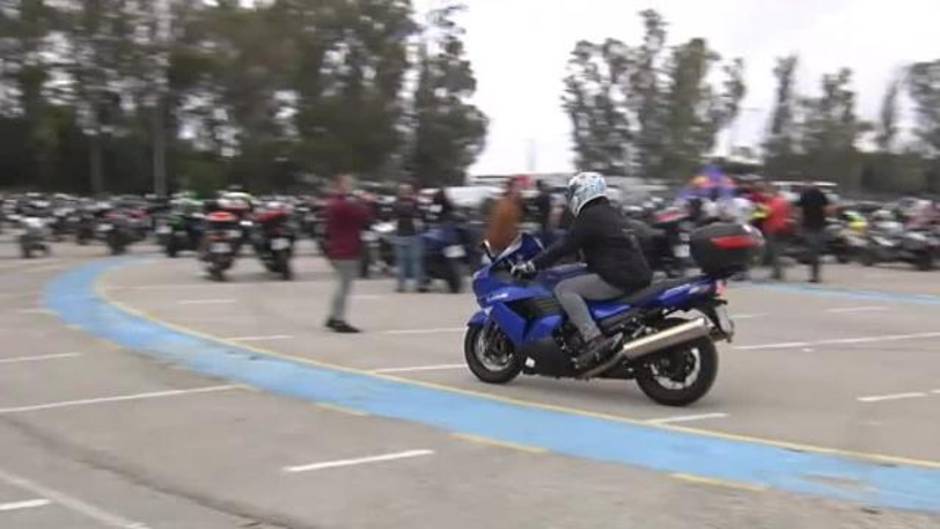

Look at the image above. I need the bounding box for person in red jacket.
[763,182,793,281]
[323,174,372,333]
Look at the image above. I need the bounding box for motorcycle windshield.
[492,233,543,266]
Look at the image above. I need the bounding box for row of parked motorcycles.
[2,198,150,258]
[623,202,940,274]
[153,198,296,282]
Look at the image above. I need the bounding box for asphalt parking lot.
[1,239,939,528]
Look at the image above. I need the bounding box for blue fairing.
[467,310,487,327]
[528,315,563,341]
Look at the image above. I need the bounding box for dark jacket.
[324,194,372,260]
[394,197,421,236]
[533,198,652,291]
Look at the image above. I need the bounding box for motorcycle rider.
[511,172,652,366]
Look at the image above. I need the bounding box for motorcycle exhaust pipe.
[579,318,711,379]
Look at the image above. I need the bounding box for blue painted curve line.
[45,260,940,512]
[747,282,940,306]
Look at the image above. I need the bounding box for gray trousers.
[329,259,358,321]
[554,274,625,341]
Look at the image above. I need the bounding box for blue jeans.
[395,235,424,290]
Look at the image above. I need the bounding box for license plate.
[210,242,230,253]
[271,238,290,250]
[674,244,690,258]
[714,305,734,338]
[444,244,466,258]
[98,224,113,232]
[157,226,171,234]
[361,232,378,243]
[228,230,242,239]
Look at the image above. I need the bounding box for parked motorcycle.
[16,215,51,258]
[861,220,937,271]
[97,211,136,255]
[252,210,295,280]
[201,211,240,281]
[359,221,396,279]
[647,209,694,278]
[464,223,762,406]
[74,209,97,245]
[421,222,473,293]
[161,212,203,258]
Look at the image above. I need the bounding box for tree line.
[564,10,940,195]
[0,0,486,195]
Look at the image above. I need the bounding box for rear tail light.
[711,235,758,249]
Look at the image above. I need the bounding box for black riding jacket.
[532,198,652,291]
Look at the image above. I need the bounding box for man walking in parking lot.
[323,174,372,333]
[797,183,830,283]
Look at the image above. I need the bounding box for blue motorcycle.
[465,224,761,406]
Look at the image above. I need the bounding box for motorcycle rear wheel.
[635,322,718,407]
[464,324,523,384]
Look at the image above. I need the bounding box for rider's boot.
[574,333,620,369]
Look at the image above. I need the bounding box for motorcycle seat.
[615,277,699,306]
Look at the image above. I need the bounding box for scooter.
[464,224,761,406]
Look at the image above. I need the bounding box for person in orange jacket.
[485,177,524,255]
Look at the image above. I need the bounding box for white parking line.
[371,364,465,374]
[0,467,148,528]
[734,313,767,320]
[227,335,293,342]
[646,412,729,425]
[0,352,82,364]
[22,264,68,274]
[0,385,238,414]
[14,308,55,315]
[177,299,236,305]
[735,331,940,351]
[382,327,465,335]
[0,498,51,512]
[857,392,927,403]
[283,449,435,473]
[932,389,940,395]
[352,294,385,300]
[825,306,887,314]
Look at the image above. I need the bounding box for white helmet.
[566,172,607,215]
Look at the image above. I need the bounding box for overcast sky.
[412,0,940,175]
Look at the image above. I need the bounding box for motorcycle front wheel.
[635,330,718,407]
[464,324,523,384]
